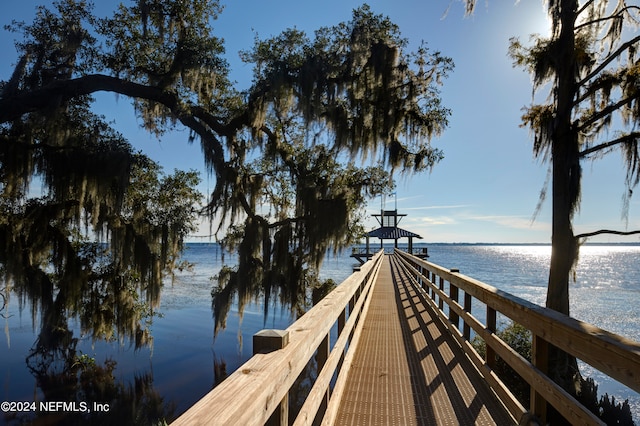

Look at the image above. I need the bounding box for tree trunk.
[544,0,583,419]
[547,0,579,316]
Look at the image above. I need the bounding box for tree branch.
[0,74,232,133]
[574,6,640,32]
[576,229,640,239]
[576,34,640,90]
[267,215,309,229]
[1,74,240,167]
[0,74,256,220]
[579,131,640,158]
[576,0,596,17]
[574,94,637,133]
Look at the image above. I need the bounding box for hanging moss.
[2,1,452,340]
[1,100,202,351]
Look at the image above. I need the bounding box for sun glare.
[518,2,552,36]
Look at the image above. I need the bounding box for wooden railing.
[395,248,640,425]
[173,250,384,426]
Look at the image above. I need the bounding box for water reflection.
[16,353,174,425]
[3,307,174,425]
[2,241,177,425]
[4,244,639,423]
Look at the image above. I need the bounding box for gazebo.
[351,208,428,264]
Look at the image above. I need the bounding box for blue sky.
[2,1,639,243]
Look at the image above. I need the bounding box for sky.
[1,0,639,243]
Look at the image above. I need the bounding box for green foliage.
[0,3,204,352]
[0,103,201,345]
[240,4,451,173]
[311,279,337,306]
[472,321,636,425]
[211,118,394,333]
[4,0,99,86]
[98,0,231,130]
[71,352,95,369]
[472,321,532,405]
[208,5,450,332]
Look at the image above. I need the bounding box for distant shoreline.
[418,242,640,246]
[184,241,640,246]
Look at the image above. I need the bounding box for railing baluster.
[486,307,497,370]
[431,272,437,301]
[348,295,355,320]
[338,309,346,338]
[449,280,460,329]
[316,333,330,422]
[463,292,472,340]
[337,309,346,374]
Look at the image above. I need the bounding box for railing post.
[338,309,346,336]
[438,276,445,311]
[463,292,472,340]
[316,333,330,420]
[531,335,549,423]
[337,308,346,373]
[253,329,290,426]
[449,285,459,329]
[348,294,355,322]
[431,272,437,301]
[449,270,460,330]
[486,307,497,370]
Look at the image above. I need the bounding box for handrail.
[173,249,384,426]
[394,248,640,425]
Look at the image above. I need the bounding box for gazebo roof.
[366,226,422,240]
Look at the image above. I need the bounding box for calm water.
[2,243,639,423]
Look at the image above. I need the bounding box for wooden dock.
[174,249,640,426]
[335,255,513,425]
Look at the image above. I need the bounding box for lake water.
[2,243,639,424]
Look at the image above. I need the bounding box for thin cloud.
[466,214,549,231]
[404,204,472,211]
[403,215,457,226]
[418,216,457,225]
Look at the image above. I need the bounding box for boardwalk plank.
[335,255,515,425]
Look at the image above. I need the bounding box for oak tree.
[1,1,452,336]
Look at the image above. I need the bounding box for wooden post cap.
[253,329,290,354]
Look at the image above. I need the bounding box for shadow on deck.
[174,249,640,425]
[335,255,513,425]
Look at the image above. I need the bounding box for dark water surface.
[2,243,639,423]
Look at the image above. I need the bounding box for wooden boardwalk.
[335,255,514,425]
[174,249,640,425]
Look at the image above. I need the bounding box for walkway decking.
[335,255,514,425]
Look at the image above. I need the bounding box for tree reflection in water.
[2,251,176,425]
[22,345,174,425]
[0,131,201,423]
